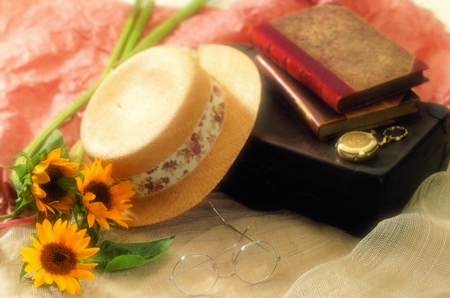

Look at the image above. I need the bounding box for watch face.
[341,132,372,149]
[335,131,379,161]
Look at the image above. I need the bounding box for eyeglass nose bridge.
[211,248,239,279]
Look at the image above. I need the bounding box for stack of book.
[248,4,428,140]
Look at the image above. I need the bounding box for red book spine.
[249,23,356,112]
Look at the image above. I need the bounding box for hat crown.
[81,46,212,177]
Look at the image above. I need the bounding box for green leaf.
[35,129,65,155]
[93,236,175,274]
[84,223,100,247]
[72,143,84,165]
[57,177,79,193]
[19,262,28,280]
[9,171,23,195]
[7,163,28,181]
[13,189,35,216]
[27,153,44,174]
[72,201,82,224]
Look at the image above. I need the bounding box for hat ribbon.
[123,77,225,196]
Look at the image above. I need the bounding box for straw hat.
[80,44,261,227]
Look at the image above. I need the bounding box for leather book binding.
[248,5,428,113]
[254,53,420,140]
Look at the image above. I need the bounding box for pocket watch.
[335,126,408,162]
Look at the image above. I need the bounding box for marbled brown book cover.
[248,4,428,113]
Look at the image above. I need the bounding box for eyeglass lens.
[171,253,218,296]
[171,241,279,296]
[235,241,279,284]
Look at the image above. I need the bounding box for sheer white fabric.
[285,170,450,297]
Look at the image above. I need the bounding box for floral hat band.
[124,77,225,196]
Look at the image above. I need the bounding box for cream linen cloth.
[2,169,450,296]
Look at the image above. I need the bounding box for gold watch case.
[335,131,379,162]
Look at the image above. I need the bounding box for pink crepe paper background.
[1,0,449,227]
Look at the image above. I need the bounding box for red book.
[254,53,420,140]
[248,4,428,113]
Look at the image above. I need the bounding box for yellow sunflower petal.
[31,172,50,184]
[72,237,91,253]
[25,261,43,273]
[85,200,111,229]
[82,191,96,203]
[21,246,40,258]
[103,163,113,182]
[87,212,96,228]
[86,201,108,213]
[35,222,46,245]
[64,230,86,250]
[48,201,72,214]
[66,275,81,295]
[77,247,100,260]
[52,273,67,291]
[38,219,54,244]
[47,148,62,160]
[60,224,79,244]
[31,183,47,199]
[64,276,79,295]
[95,215,111,230]
[43,270,54,285]
[34,198,46,214]
[86,160,100,182]
[21,247,41,265]
[74,277,81,294]
[58,164,79,177]
[70,269,95,280]
[32,237,43,250]
[109,214,132,229]
[32,269,46,287]
[110,182,135,203]
[93,160,105,180]
[76,177,84,193]
[81,163,92,180]
[32,160,50,175]
[51,218,63,241]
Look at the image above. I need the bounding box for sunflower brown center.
[85,181,112,209]
[40,242,77,275]
[39,165,68,204]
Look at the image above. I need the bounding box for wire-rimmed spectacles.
[169,202,281,296]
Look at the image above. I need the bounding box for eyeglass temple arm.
[209,201,279,259]
[208,201,255,243]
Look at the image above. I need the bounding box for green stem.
[0,213,14,220]
[102,0,143,78]
[121,0,155,59]
[120,0,209,62]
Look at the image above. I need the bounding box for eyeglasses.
[169,202,281,296]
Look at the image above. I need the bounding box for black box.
[217,44,450,236]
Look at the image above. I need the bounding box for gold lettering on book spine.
[270,5,415,92]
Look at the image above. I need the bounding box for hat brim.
[127,44,261,227]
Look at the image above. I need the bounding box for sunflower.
[76,159,135,230]
[21,218,99,294]
[31,148,79,215]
